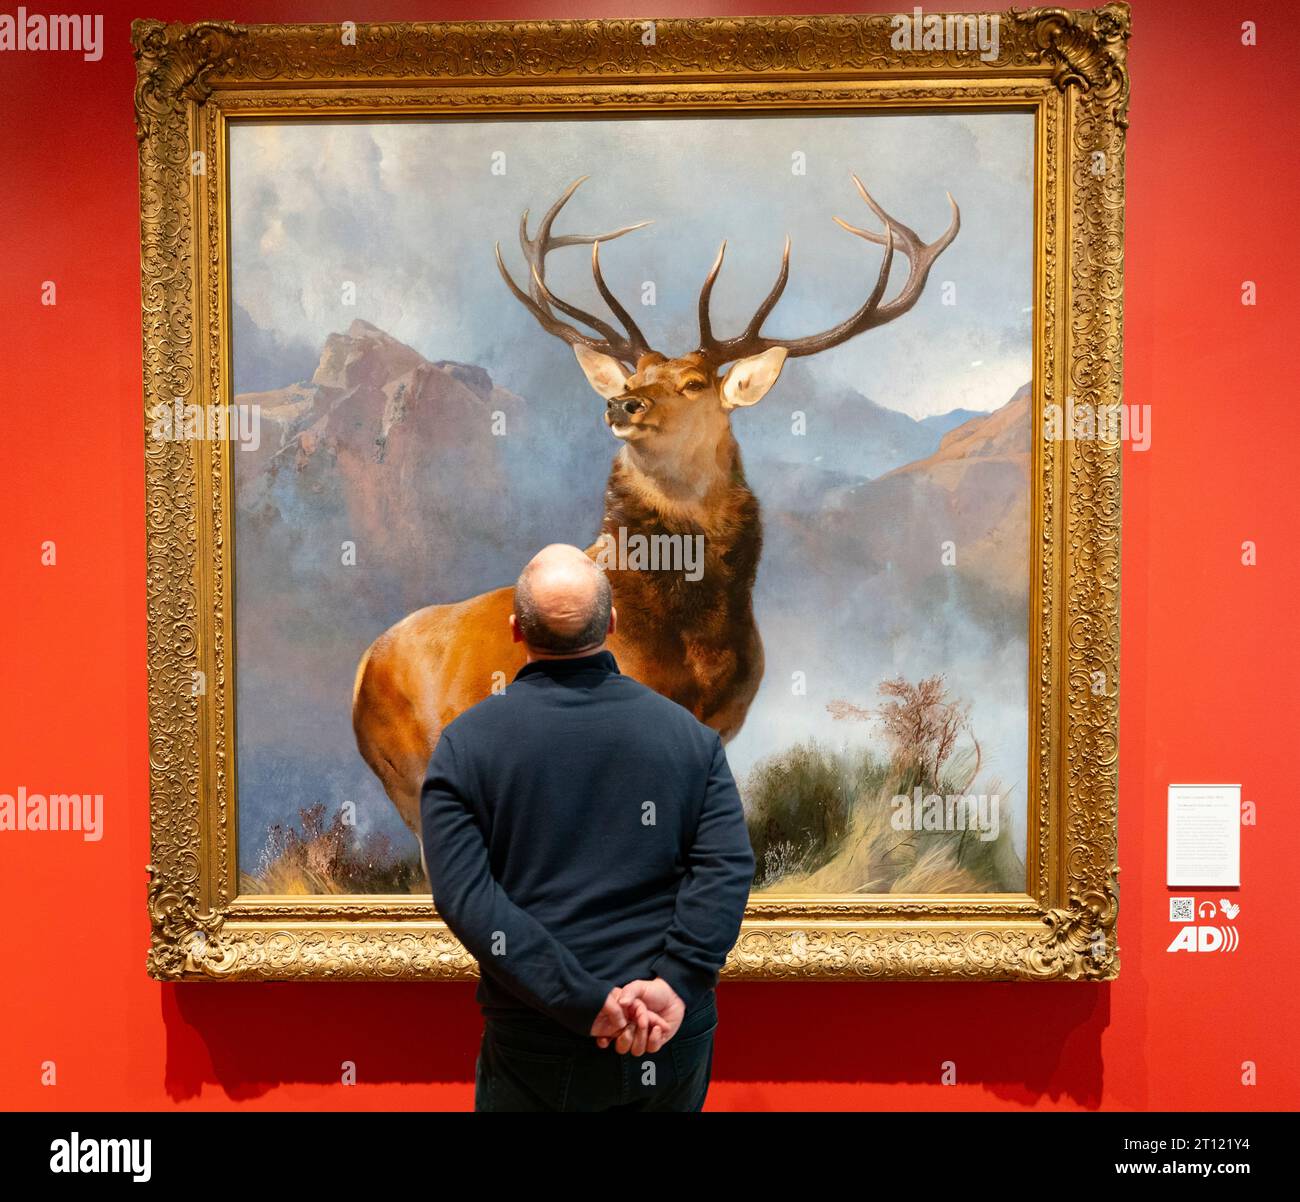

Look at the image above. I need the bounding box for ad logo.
[1166,925,1240,953]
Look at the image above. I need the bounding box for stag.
[353,174,959,835]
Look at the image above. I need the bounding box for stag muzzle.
[607,392,652,422]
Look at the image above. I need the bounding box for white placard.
[1167,784,1241,887]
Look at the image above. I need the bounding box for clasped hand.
[589,978,685,1056]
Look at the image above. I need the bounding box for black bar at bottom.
[1,1109,1293,1187]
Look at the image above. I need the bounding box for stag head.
[496,174,960,474]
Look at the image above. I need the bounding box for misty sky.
[229,110,1032,418]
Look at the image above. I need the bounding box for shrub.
[745,740,878,887]
[241,803,425,894]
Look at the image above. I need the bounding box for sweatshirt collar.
[514,649,620,682]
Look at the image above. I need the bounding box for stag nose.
[608,394,649,419]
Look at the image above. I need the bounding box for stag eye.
[682,378,707,393]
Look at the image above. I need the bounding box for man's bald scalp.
[513,544,612,655]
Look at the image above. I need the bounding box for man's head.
[511,543,615,658]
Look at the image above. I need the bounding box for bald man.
[419,544,754,1112]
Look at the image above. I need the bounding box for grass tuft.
[240,802,424,895]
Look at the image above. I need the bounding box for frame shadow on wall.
[160,980,1111,1106]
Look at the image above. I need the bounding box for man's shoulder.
[608,671,698,714]
[604,674,721,750]
[445,671,718,748]
[441,690,514,740]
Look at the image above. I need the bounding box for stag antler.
[495,177,655,368]
[697,173,960,363]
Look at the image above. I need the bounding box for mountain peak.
[886,383,1031,479]
[313,320,424,389]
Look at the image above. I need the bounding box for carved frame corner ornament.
[1010,3,1131,128]
[136,7,1125,984]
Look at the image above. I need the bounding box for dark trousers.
[474,990,718,1112]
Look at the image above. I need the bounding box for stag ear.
[573,345,631,400]
[720,347,788,409]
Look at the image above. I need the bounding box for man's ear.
[720,346,788,410]
[509,613,523,644]
[574,345,630,400]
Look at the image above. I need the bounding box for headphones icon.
[1197,900,1218,919]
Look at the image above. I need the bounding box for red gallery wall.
[1,0,1296,1111]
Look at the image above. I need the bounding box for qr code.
[1169,897,1195,922]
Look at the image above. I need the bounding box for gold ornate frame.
[136,6,1126,983]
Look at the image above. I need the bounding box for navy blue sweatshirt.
[418,650,755,1037]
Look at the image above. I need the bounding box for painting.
[137,8,1126,983]
[230,112,1033,898]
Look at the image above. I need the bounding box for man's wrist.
[583,979,620,1033]
[648,952,712,1009]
